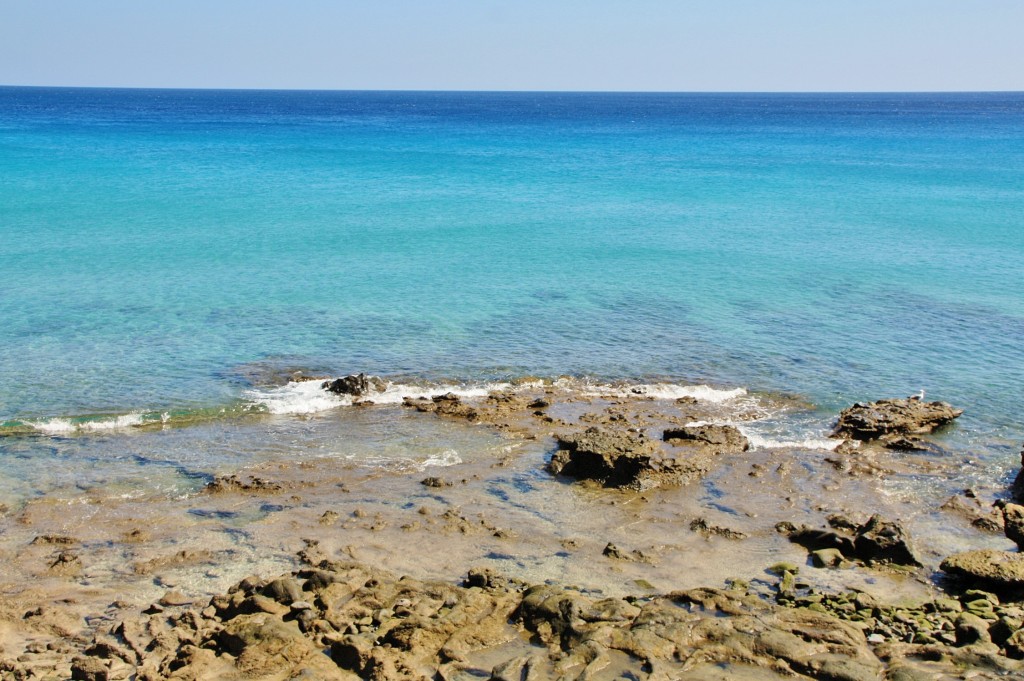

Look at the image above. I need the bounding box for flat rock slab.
[941,549,1024,592]
[833,397,962,441]
[663,424,749,452]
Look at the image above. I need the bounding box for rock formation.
[832,397,963,442]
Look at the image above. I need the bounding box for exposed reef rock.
[403,392,480,421]
[204,474,283,494]
[548,425,736,490]
[548,427,659,489]
[662,423,749,452]
[940,502,1024,598]
[322,373,387,397]
[941,550,1024,596]
[780,514,922,567]
[832,397,963,442]
[56,556,1024,680]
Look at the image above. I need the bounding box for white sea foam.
[247,379,514,415]
[742,431,843,452]
[422,449,463,468]
[29,412,155,434]
[579,382,747,403]
[247,380,348,415]
[683,420,841,452]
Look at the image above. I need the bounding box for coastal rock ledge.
[549,424,748,490]
[832,396,963,442]
[941,549,1024,596]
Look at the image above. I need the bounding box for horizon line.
[3,83,1023,96]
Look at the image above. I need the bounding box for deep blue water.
[1,88,1022,451]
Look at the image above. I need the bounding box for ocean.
[1,87,1022,505]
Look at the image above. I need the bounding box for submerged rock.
[322,373,386,397]
[402,392,479,421]
[832,397,963,442]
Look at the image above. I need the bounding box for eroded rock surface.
[941,550,1024,596]
[39,554,1024,681]
[833,397,963,442]
[780,514,922,567]
[322,373,387,397]
[663,423,749,452]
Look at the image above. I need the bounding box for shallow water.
[1,88,1022,505]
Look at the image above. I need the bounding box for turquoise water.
[1,88,1023,491]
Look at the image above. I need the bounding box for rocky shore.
[1,379,1022,680]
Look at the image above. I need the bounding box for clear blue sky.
[2,0,1022,91]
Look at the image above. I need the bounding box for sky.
[1,1,1022,92]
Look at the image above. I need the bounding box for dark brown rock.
[1013,444,1024,502]
[322,373,386,397]
[783,514,920,567]
[833,397,963,441]
[548,427,660,488]
[853,514,922,567]
[663,424,749,452]
[1003,503,1024,551]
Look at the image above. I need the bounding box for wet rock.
[157,590,191,607]
[133,549,215,575]
[783,514,921,567]
[48,549,82,576]
[404,393,479,421]
[30,534,77,546]
[882,435,944,453]
[420,476,452,488]
[853,515,922,566]
[832,396,962,441]
[602,543,652,563]
[322,373,386,397]
[663,424,749,453]
[1012,444,1024,502]
[941,494,1004,533]
[549,427,658,488]
[941,550,1024,595]
[262,577,303,605]
[1003,502,1024,551]
[204,474,283,493]
[549,426,714,490]
[689,517,747,540]
[811,548,845,568]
